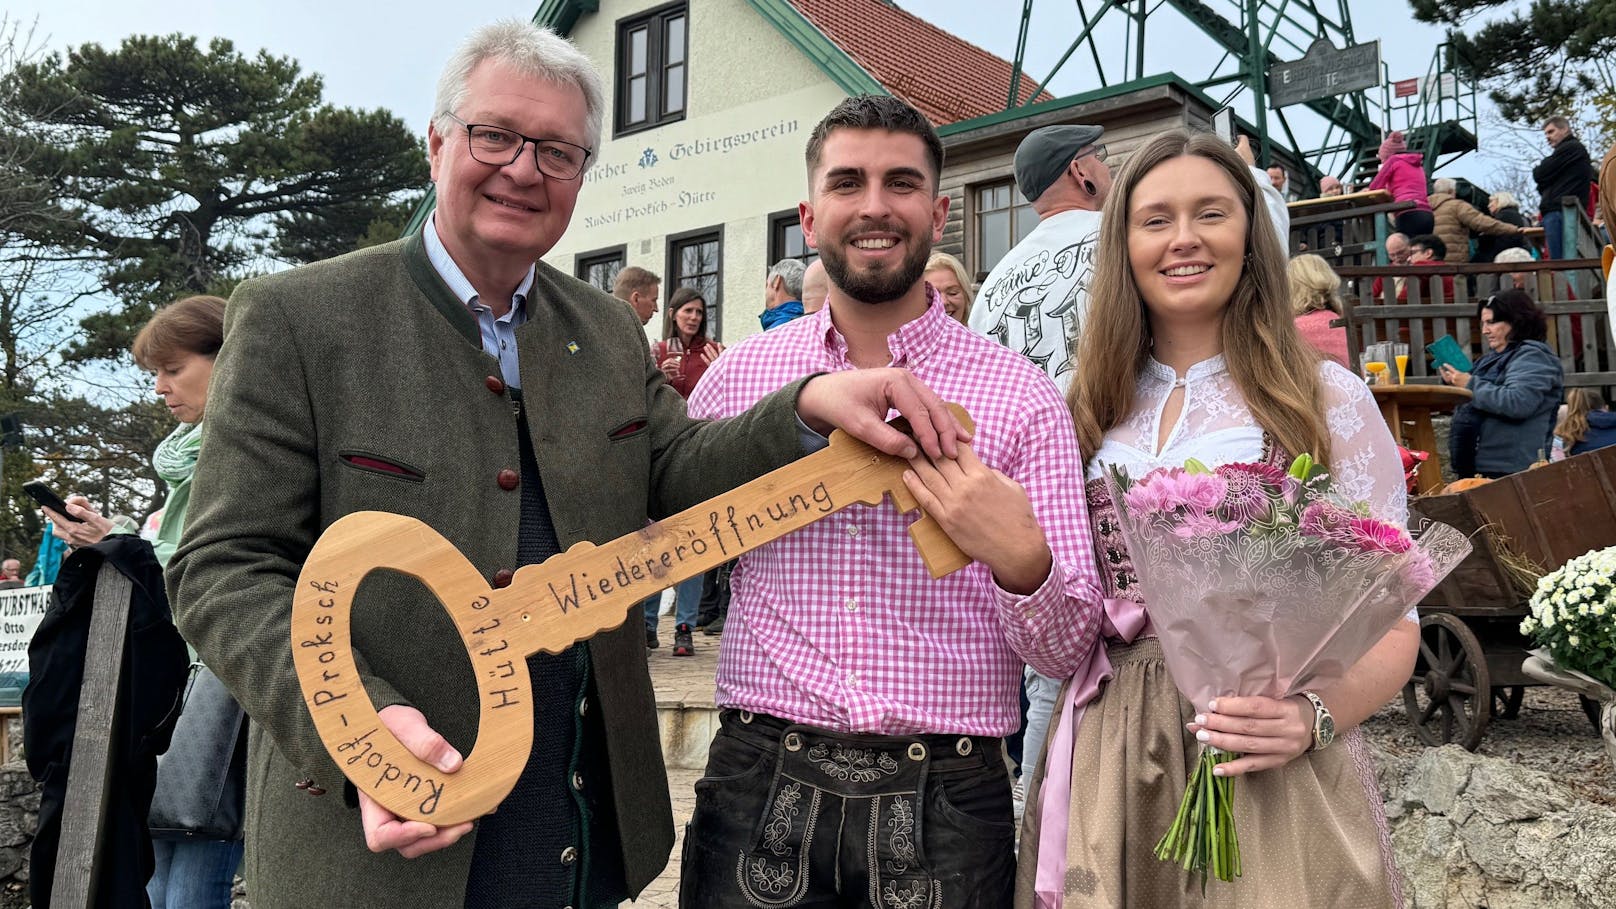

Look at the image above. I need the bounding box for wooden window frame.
[614,1,689,139]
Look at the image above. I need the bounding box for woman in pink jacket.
[1369,131,1433,238]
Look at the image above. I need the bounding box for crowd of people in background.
[9,17,1616,909]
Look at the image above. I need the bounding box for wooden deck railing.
[1332,260,1611,391]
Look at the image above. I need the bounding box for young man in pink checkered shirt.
[678,95,1106,909]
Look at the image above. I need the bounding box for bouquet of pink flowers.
[1106,454,1470,886]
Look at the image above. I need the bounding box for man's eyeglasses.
[443,113,592,181]
[1077,143,1108,164]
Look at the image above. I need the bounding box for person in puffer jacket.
[1428,178,1527,263]
[1369,131,1433,238]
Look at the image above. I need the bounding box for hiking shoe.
[645,627,659,650]
[673,624,694,657]
[702,615,725,636]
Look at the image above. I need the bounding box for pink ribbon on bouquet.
[1034,598,1151,909]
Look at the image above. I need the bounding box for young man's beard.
[820,234,931,305]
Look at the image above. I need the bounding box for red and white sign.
[1393,78,1419,98]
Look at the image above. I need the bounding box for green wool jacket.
[168,234,808,908]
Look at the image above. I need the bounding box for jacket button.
[492,569,514,589]
[571,771,584,791]
[560,845,578,865]
[497,468,519,490]
[485,375,506,395]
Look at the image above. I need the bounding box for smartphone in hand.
[21,480,85,523]
[1212,107,1237,146]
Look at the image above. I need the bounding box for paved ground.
[639,621,722,908]
[644,621,721,708]
[635,766,701,908]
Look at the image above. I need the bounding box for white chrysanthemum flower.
[1568,634,1581,647]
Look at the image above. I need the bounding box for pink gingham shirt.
[687,293,1103,736]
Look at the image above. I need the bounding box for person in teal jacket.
[41,294,240,909]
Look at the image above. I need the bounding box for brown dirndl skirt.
[1014,638,1404,909]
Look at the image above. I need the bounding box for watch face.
[1318,713,1337,745]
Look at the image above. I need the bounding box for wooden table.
[1371,384,1473,493]
[1286,188,1391,213]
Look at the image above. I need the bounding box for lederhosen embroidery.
[809,743,899,782]
[734,726,941,908]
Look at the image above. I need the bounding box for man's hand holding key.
[304,368,973,858]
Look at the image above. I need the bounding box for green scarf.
[152,421,203,486]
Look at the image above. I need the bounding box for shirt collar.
[809,285,953,367]
[422,216,534,319]
[1145,353,1227,384]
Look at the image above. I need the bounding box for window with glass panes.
[575,246,626,294]
[616,3,687,137]
[668,226,722,339]
[768,210,818,265]
[974,182,1040,275]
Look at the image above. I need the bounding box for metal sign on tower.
[1003,0,1478,187]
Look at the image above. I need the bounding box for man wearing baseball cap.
[964,123,1110,823]
[968,124,1110,393]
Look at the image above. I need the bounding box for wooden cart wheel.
[1402,612,1491,750]
[1491,685,1525,720]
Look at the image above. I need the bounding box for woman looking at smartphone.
[42,295,244,909]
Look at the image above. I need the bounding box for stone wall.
[0,762,36,909]
[1387,745,1616,908]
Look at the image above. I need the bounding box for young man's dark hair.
[1411,233,1447,260]
[804,94,944,185]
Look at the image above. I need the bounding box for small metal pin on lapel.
[566,341,580,355]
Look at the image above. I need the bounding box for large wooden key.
[291,407,975,824]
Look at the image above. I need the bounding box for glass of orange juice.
[1393,343,1409,384]
[1365,360,1389,385]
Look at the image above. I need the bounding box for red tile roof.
[788,0,1053,126]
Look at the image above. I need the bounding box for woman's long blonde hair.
[1555,388,1608,448]
[1069,129,1330,466]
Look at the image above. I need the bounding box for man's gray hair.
[434,20,606,162]
[1432,177,1457,195]
[768,258,807,298]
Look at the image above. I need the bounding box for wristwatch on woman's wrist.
[1300,691,1336,752]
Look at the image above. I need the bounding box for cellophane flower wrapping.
[1105,456,1471,886]
[1521,544,1616,689]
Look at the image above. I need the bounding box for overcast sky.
[4,0,1532,185]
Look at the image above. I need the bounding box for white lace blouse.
[1086,355,1408,526]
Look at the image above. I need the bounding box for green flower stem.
[1154,746,1244,888]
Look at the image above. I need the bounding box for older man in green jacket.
[168,20,961,909]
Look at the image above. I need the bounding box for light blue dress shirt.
[422,217,534,389]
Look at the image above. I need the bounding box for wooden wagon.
[1405,446,1616,749]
